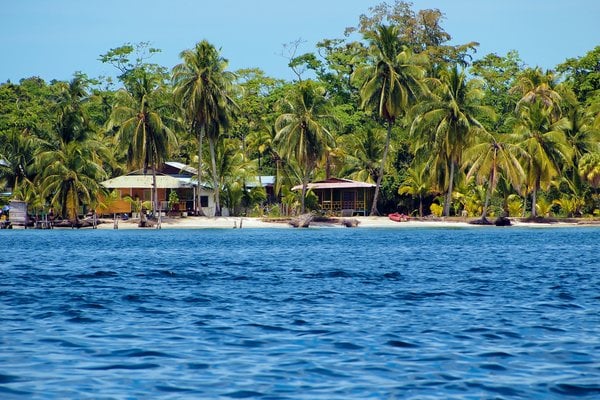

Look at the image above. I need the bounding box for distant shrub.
[267,204,282,218]
[507,194,523,217]
[535,196,553,217]
[430,203,443,217]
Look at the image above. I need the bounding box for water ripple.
[1,227,599,398]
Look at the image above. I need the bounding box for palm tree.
[51,75,95,144]
[274,80,334,213]
[338,126,385,184]
[109,70,176,218]
[511,68,563,116]
[352,24,427,215]
[0,128,40,198]
[205,101,237,216]
[579,152,600,188]
[173,40,237,216]
[463,130,526,221]
[216,137,255,215]
[563,102,600,178]
[398,160,432,217]
[411,66,493,216]
[36,140,106,223]
[246,127,274,179]
[512,102,572,217]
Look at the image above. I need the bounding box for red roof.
[292,178,376,191]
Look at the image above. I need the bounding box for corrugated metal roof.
[101,174,194,189]
[165,161,198,175]
[246,176,276,188]
[292,178,376,191]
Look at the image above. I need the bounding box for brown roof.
[292,178,375,191]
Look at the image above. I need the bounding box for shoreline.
[94,216,600,230]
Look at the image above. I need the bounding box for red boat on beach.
[389,212,409,222]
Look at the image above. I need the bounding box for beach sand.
[96,215,598,230]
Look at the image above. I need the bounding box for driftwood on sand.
[341,218,360,228]
[289,213,314,228]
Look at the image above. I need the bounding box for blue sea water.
[1,227,599,399]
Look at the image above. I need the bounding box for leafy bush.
[507,194,523,217]
[430,203,443,217]
[535,196,553,217]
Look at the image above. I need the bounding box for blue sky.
[1,0,599,83]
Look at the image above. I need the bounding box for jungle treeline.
[1,1,599,221]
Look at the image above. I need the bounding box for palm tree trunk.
[531,187,537,218]
[419,194,423,218]
[481,171,494,220]
[301,183,307,214]
[197,125,205,216]
[301,169,310,214]
[13,175,19,199]
[370,122,392,216]
[443,161,456,217]
[209,137,221,216]
[151,162,158,219]
[68,185,78,224]
[481,185,491,220]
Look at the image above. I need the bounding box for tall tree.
[556,45,600,104]
[172,40,237,216]
[51,75,95,144]
[34,76,110,221]
[398,160,432,217]
[463,130,526,221]
[109,70,176,217]
[511,102,572,217]
[470,51,524,132]
[352,24,426,215]
[274,80,334,213]
[0,128,39,198]
[338,125,385,183]
[411,66,492,216]
[349,1,478,68]
[37,140,106,223]
[579,152,600,188]
[511,67,563,119]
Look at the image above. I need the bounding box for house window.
[200,196,209,208]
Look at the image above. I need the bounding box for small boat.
[389,212,408,222]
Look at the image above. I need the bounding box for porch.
[293,178,376,216]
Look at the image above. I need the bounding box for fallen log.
[289,213,314,228]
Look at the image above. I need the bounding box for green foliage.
[123,195,142,213]
[535,196,553,217]
[168,190,179,210]
[553,195,585,217]
[172,40,237,216]
[99,42,166,89]
[411,65,492,217]
[579,152,600,188]
[557,46,600,104]
[429,202,443,217]
[274,80,334,213]
[470,51,523,131]
[507,194,523,217]
[265,204,282,218]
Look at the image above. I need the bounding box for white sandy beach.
[96,216,598,230]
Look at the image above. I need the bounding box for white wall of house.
[198,187,216,217]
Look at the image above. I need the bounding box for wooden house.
[292,178,376,216]
[99,162,215,216]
